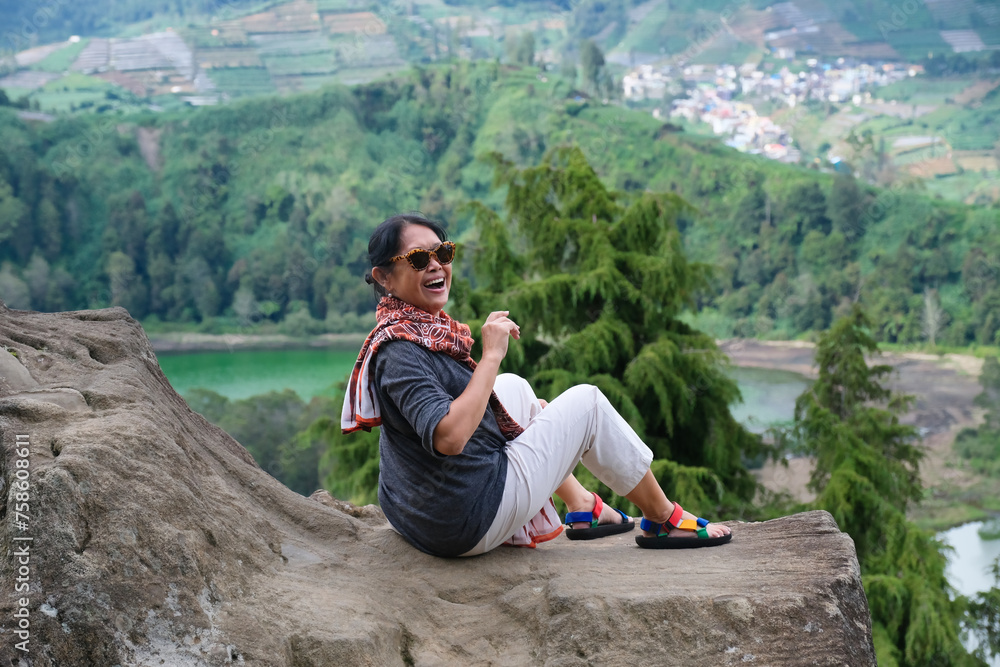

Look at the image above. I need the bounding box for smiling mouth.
[424,278,446,290]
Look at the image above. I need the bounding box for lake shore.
[719,339,985,440]
[719,338,996,529]
[719,338,985,379]
[148,331,367,353]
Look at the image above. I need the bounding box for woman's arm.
[432,311,519,455]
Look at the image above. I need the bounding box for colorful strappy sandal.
[634,502,732,549]
[564,492,635,540]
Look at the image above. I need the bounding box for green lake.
[726,365,811,433]
[157,347,360,401]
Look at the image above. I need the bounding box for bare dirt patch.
[907,156,959,178]
[956,154,999,172]
[954,78,1000,106]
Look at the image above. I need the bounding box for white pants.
[461,374,653,556]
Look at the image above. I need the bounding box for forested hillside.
[1,61,999,345]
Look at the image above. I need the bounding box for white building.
[622,64,668,100]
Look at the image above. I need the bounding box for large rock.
[0,303,876,666]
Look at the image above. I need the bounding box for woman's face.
[378,223,452,317]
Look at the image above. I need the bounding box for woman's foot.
[640,505,729,539]
[634,502,732,549]
[567,493,631,530]
[564,492,635,540]
[641,521,730,539]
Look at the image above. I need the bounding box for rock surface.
[0,304,876,666]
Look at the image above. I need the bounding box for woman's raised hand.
[433,311,520,455]
[481,311,520,362]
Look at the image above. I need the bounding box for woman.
[342,214,732,557]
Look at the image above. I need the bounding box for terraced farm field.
[29,40,90,72]
[208,67,277,97]
[605,0,1000,66]
[886,29,954,60]
[1,0,408,107]
[804,69,1000,203]
[13,42,74,67]
[324,12,386,34]
[877,78,970,103]
[31,72,120,112]
[195,48,263,69]
[196,3,405,94]
[954,153,999,171]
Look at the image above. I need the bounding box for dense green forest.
[1,61,999,348]
[185,387,335,495]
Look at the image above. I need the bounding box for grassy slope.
[29,40,90,72]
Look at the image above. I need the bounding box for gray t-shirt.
[373,340,508,557]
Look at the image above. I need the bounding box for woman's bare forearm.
[432,351,503,455]
[433,311,518,456]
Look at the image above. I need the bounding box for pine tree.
[786,304,975,667]
[450,146,763,514]
[827,171,865,240]
[962,359,1000,662]
[967,558,1000,664]
[319,415,381,505]
[579,40,605,95]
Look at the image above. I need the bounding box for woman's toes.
[707,522,730,537]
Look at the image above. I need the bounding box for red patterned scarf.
[341,296,525,438]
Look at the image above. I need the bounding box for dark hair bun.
[364,272,374,285]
